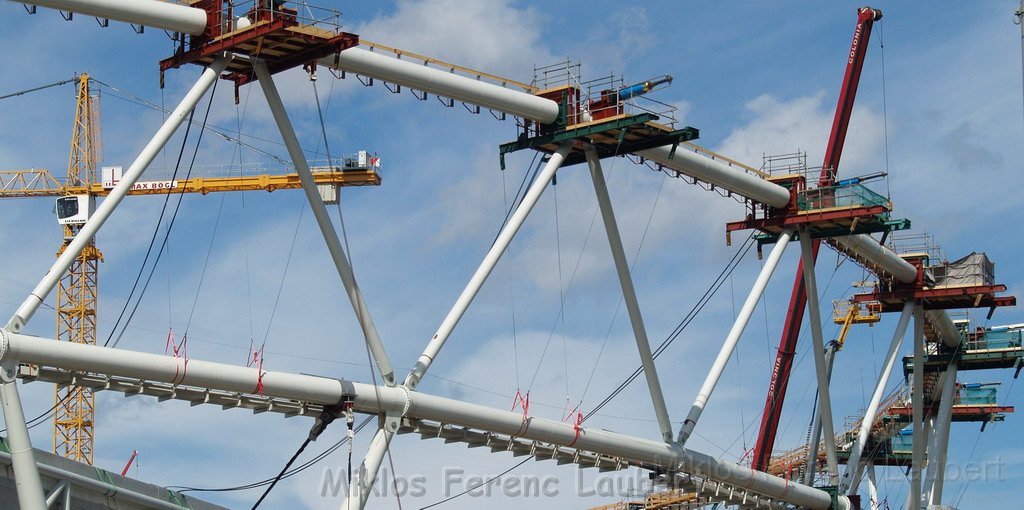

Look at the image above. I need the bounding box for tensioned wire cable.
[102,79,220,349]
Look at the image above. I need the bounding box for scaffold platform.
[728,179,911,248]
[499,113,698,168]
[160,1,358,86]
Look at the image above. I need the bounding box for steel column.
[865,461,879,510]
[677,228,795,445]
[842,300,915,493]
[0,360,47,509]
[798,227,839,484]
[403,142,572,390]
[925,362,958,506]
[584,144,672,442]
[801,342,836,486]
[909,303,926,509]
[5,55,231,333]
[344,426,394,509]
[254,61,396,387]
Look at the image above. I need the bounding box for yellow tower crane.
[0,74,381,465]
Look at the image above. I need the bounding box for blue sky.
[1,1,1022,509]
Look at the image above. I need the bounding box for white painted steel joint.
[0,360,17,384]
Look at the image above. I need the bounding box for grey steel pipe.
[636,145,791,208]
[800,229,840,485]
[831,234,918,283]
[253,60,397,387]
[678,228,795,445]
[14,0,208,35]
[586,145,673,443]
[843,300,915,494]
[0,330,845,510]
[0,361,47,509]
[321,48,560,124]
[925,310,963,348]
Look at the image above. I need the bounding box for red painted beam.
[725,205,888,233]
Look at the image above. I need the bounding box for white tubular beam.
[0,361,46,509]
[677,228,794,445]
[0,331,847,510]
[831,234,917,284]
[585,145,672,442]
[799,229,840,485]
[843,300,915,494]
[403,143,572,390]
[344,427,393,509]
[866,462,880,510]
[925,310,963,349]
[909,303,926,509]
[635,145,791,208]
[16,0,207,35]
[5,55,230,333]
[801,343,837,486]
[926,363,958,506]
[254,61,396,387]
[321,48,559,124]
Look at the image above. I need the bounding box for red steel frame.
[751,6,883,472]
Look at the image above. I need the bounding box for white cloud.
[352,0,554,80]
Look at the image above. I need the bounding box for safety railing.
[797,182,889,212]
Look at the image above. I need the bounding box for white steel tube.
[866,462,880,510]
[926,363,957,506]
[843,300,915,493]
[635,145,791,208]
[45,480,68,507]
[0,330,846,510]
[16,0,208,35]
[801,343,836,486]
[0,362,47,509]
[925,310,963,349]
[831,234,917,284]
[677,228,794,444]
[403,142,573,390]
[5,55,230,333]
[909,303,926,509]
[344,427,393,509]
[585,145,673,443]
[799,229,840,485]
[321,48,560,124]
[254,61,396,387]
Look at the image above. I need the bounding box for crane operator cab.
[56,195,95,226]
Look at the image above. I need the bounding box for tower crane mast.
[751,7,883,472]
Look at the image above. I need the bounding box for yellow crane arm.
[0,168,379,198]
[0,170,65,198]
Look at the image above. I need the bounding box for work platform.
[500,67,698,168]
[728,177,911,249]
[160,1,358,86]
[499,112,698,168]
[853,284,1016,314]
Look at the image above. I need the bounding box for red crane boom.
[751,6,883,472]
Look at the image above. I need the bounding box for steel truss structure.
[0,2,1015,510]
